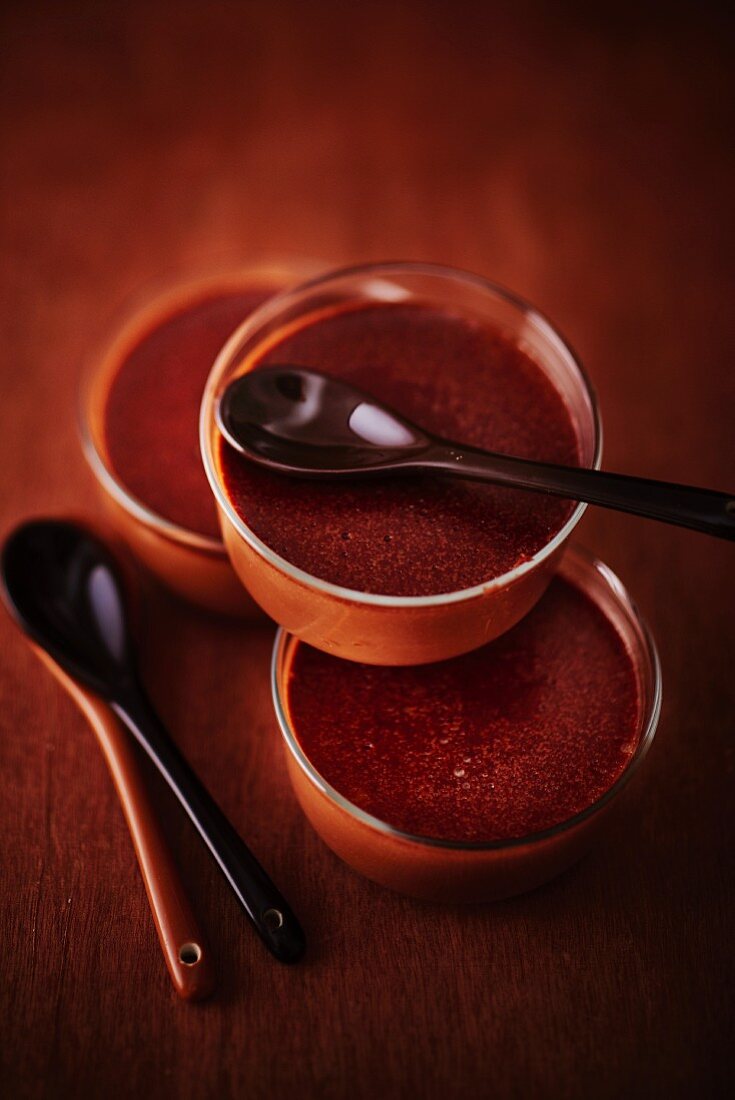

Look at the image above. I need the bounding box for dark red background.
[1,2,733,1097]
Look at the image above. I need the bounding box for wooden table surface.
[1,3,733,1097]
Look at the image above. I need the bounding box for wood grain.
[1,2,733,1097]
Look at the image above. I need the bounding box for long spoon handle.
[112,686,305,964]
[37,650,215,1000]
[425,443,735,541]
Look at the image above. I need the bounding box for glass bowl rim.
[78,258,323,556]
[270,543,662,853]
[200,259,604,608]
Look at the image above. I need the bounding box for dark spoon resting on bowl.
[217,366,735,542]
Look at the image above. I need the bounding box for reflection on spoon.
[348,402,417,448]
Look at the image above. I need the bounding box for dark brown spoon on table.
[1,519,306,966]
[217,366,735,541]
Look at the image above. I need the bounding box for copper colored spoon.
[218,366,735,541]
[1,519,305,966]
[32,649,215,1000]
[1,525,213,998]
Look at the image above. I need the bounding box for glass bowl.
[80,259,321,615]
[271,545,661,903]
[201,261,601,661]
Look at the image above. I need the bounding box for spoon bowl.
[217,364,430,476]
[2,519,133,697]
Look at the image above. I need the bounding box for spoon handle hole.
[178,942,202,966]
[263,908,284,932]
